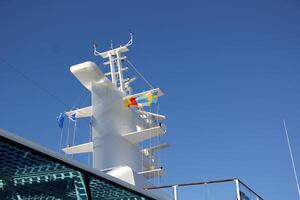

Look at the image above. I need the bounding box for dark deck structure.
[0,129,158,200]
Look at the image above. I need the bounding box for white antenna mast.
[283,120,300,198]
[93,33,135,94]
[64,35,167,193]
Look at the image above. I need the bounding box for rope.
[59,127,64,153]
[141,139,144,173]
[148,107,153,182]
[126,60,154,89]
[66,119,71,150]
[88,120,92,167]
[141,107,145,173]
[71,120,78,159]
[0,56,93,163]
[148,106,155,184]
[0,57,69,107]
[71,89,88,110]
[283,120,300,198]
[0,56,79,156]
[156,101,161,185]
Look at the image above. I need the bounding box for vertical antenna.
[110,40,114,50]
[283,120,300,198]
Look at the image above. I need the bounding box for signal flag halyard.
[125,91,158,108]
[57,113,65,128]
[68,113,77,122]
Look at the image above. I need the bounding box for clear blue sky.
[1,0,300,199]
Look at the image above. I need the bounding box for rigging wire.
[71,120,78,159]
[71,88,88,110]
[156,101,162,185]
[141,132,144,173]
[0,57,69,108]
[0,57,95,162]
[141,107,146,173]
[148,106,153,184]
[66,119,71,151]
[0,57,90,158]
[152,102,158,184]
[283,120,300,198]
[126,59,154,89]
[88,119,92,167]
[59,126,64,153]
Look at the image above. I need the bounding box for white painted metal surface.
[138,168,164,180]
[235,179,241,200]
[173,185,178,200]
[70,61,109,91]
[123,126,165,144]
[62,142,93,154]
[66,39,168,197]
[126,88,164,99]
[65,106,92,118]
[68,60,166,188]
[141,143,169,157]
[136,110,166,122]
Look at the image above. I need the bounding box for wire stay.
[283,120,300,199]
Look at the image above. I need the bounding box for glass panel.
[148,182,237,200]
[239,181,262,200]
[89,176,148,200]
[0,138,89,200]
[0,135,155,200]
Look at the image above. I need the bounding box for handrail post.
[235,179,241,200]
[173,185,178,200]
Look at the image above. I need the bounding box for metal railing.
[145,178,263,200]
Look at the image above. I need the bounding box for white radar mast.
[63,35,168,198]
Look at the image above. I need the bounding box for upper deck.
[0,129,159,200]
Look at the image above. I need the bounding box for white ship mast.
[62,35,167,191]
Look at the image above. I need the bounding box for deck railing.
[145,178,263,200]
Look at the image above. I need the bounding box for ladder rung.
[103,56,127,65]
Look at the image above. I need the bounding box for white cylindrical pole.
[235,179,241,200]
[173,185,178,200]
